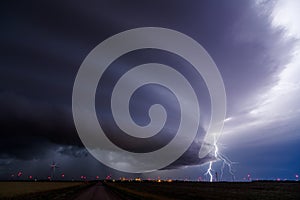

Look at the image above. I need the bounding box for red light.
[61,174,65,178]
[17,172,22,177]
[80,176,84,179]
[96,176,99,179]
[29,176,32,179]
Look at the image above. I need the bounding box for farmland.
[0,181,89,199]
[105,181,300,200]
[0,181,299,200]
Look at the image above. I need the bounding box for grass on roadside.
[0,181,91,200]
[105,181,300,200]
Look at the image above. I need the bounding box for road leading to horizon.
[73,183,121,200]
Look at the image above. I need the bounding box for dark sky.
[1,0,300,181]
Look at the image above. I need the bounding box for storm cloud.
[1,0,299,179]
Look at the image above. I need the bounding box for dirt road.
[73,183,122,200]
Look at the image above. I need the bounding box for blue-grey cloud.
[1,0,299,179]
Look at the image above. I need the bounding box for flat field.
[0,181,87,199]
[1,181,299,200]
[106,181,300,200]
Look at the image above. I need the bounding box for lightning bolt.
[204,135,236,182]
[218,153,236,181]
[205,161,213,182]
[204,135,218,182]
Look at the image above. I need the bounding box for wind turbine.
[50,161,59,180]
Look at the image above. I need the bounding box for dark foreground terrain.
[0,181,299,200]
[0,181,91,200]
[105,181,300,200]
